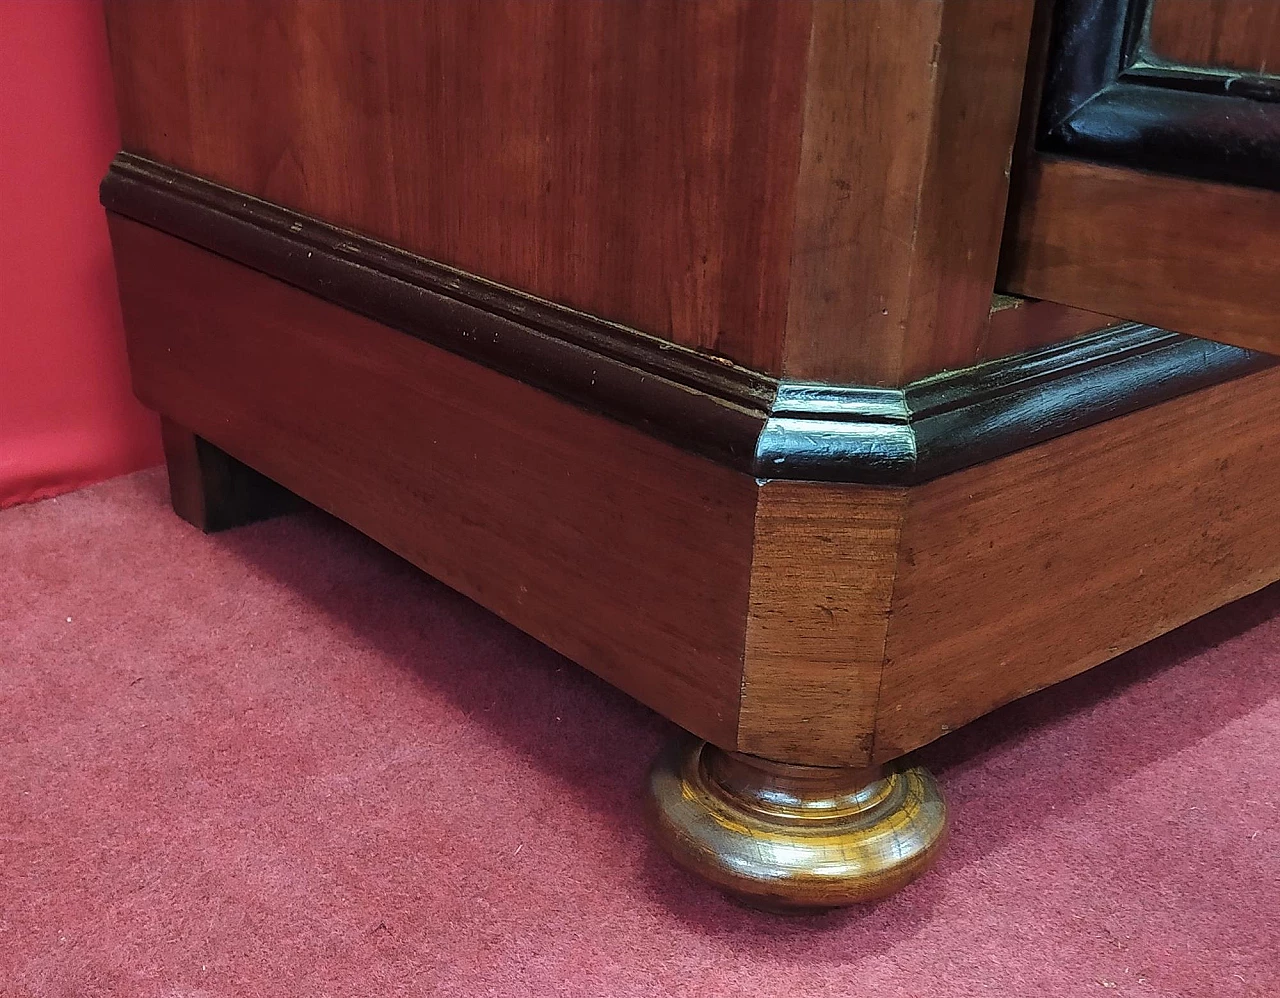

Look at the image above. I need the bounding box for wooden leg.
[160,417,298,532]
[646,735,946,910]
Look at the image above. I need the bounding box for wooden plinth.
[109,213,1280,770]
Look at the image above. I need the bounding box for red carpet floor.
[2,470,1278,997]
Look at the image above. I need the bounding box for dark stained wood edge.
[1038,0,1280,191]
[1124,65,1280,104]
[102,154,1270,486]
[161,417,301,532]
[756,324,1271,484]
[101,153,775,472]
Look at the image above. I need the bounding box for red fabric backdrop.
[0,1,162,510]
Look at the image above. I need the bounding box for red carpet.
[2,470,1277,997]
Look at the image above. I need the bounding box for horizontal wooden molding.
[101,153,1272,485]
[758,323,1275,483]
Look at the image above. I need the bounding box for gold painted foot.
[646,736,947,911]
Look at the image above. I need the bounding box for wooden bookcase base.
[113,216,1280,906]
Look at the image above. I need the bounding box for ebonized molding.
[102,153,1271,486]
[1039,0,1280,191]
[100,154,773,473]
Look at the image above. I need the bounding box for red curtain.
[0,1,162,510]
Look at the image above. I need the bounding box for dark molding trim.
[102,153,1272,486]
[1038,0,1280,191]
[760,324,1271,484]
[101,153,774,472]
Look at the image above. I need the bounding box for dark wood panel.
[103,0,811,373]
[875,363,1280,761]
[1147,0,1280,73]
[1001,157,1280,354]
[782,0,1037,384]
[109,216,757,748]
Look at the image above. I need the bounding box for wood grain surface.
[104,0,811,372]
[783,0,1037,384]
[739,482,905,766]
[109,216,758,748]
[1001,157,1280,353]
[104,0,1054,384]
[109,218,1280,771]
[647,738,946,908]
[1147,0,1280,73]
[875,363,1280,761]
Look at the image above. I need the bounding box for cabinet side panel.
[109,216,757,746]
[102,0,812,373]
[876,365,1280,761]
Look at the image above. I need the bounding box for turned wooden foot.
[161,418,298,533]
[646,736,946,910]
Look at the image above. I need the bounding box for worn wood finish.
[1001,158,1280,352]
[161,418,298,532]
[104,0,811,372]
[783,0,1037,384]
[109,217,757,748]
[1147,0,1280,73]
[100,153,775,475]
[739,483,905,765]
[874,363,1280,762]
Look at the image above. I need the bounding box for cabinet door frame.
[1038,0,1280,191]
[1000,0,1280,354]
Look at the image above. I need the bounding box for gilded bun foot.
[646,736,947,911]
